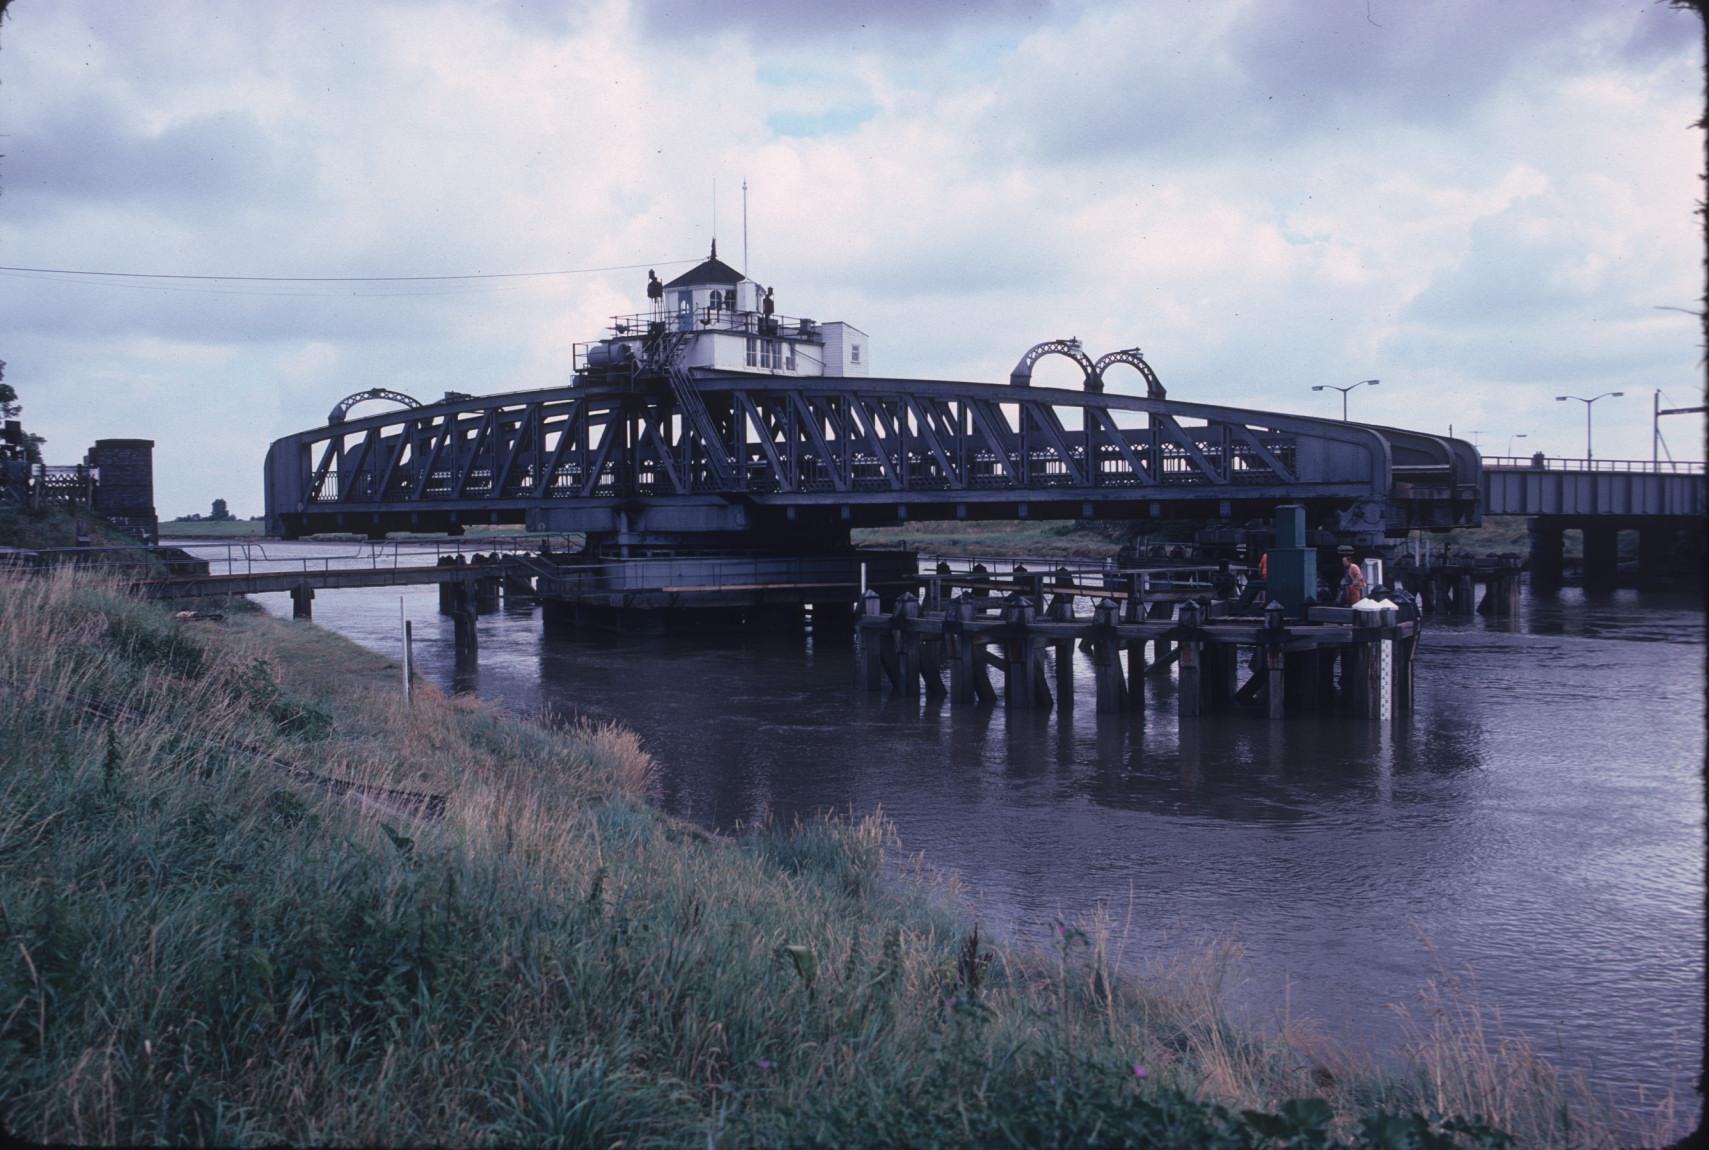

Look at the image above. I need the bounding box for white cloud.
[0,0,1700,515]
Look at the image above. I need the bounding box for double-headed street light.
[1312,378,1379,421]
[1555,392,1623,461]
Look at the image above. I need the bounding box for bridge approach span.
[265,369,1481,546]
[1481,460,1704,519]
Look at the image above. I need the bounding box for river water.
[176,539,1704,1134]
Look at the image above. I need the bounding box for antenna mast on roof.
[742,178,749,276]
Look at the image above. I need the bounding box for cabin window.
[850,343,861,364]
[746,336,757,367]
[785,342,796,371]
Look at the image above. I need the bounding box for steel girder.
[264,369,1480,537]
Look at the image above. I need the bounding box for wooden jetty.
[854,575,1418,722]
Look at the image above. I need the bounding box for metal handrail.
[1482,455,1705,474]
[35,535,577,580]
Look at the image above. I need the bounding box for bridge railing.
[30,536,576,581]
[1482,455,1704,474]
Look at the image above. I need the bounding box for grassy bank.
[0,571,1650,1146]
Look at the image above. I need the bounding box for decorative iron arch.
[327,388,423,426]
[1091,348,1166,399]
[1009,338,1100,391]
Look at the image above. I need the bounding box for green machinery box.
[1264,504,1317,615]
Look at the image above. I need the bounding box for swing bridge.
[264,339,1486,548]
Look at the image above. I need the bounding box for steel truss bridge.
[265,353,1483,547]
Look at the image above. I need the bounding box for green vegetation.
[854,516,1629,565]
[159,516,270,539]
[855,520,1146,560]
[0,569,1655,1146]
[0,504,145,551]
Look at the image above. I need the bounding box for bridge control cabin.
[575,245,869,384]
[265,249,1487,551]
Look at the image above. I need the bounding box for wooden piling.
[1177,601,1203,718]
[894,593,921,698]
[1266,644,1286,720]
[290,582,314,620]
[1091,599,1126,713]
[449,582,479,661]
[858,590,884,692]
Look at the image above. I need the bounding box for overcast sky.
[1,0,1702,518]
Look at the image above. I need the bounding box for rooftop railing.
[603,309,827,342]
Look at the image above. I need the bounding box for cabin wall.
[820,323,869,378]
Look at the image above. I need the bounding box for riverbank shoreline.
[0,568,1669,1146]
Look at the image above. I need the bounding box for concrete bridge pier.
[290,582,314,620]
[1582,524,1620,591]
[1528,520,1565,591]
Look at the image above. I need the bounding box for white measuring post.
[860,561,867,597]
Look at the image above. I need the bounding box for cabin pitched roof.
[663,255,746,289]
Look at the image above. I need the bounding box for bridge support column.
[290,582,314,621]
[1528,520,1564,592]
[1583,524,1620,591]
[1637,523,1685,585]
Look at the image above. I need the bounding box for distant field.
[159,513,1612,562]
[159,521,583,545]
[856,515,1560,561]
[159,519,269,538]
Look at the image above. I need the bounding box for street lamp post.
[1555,392,1623,461]
[1311,378,1379,421]
[1506,432,1528,457]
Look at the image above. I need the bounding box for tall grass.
[0,570,1658,1146]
